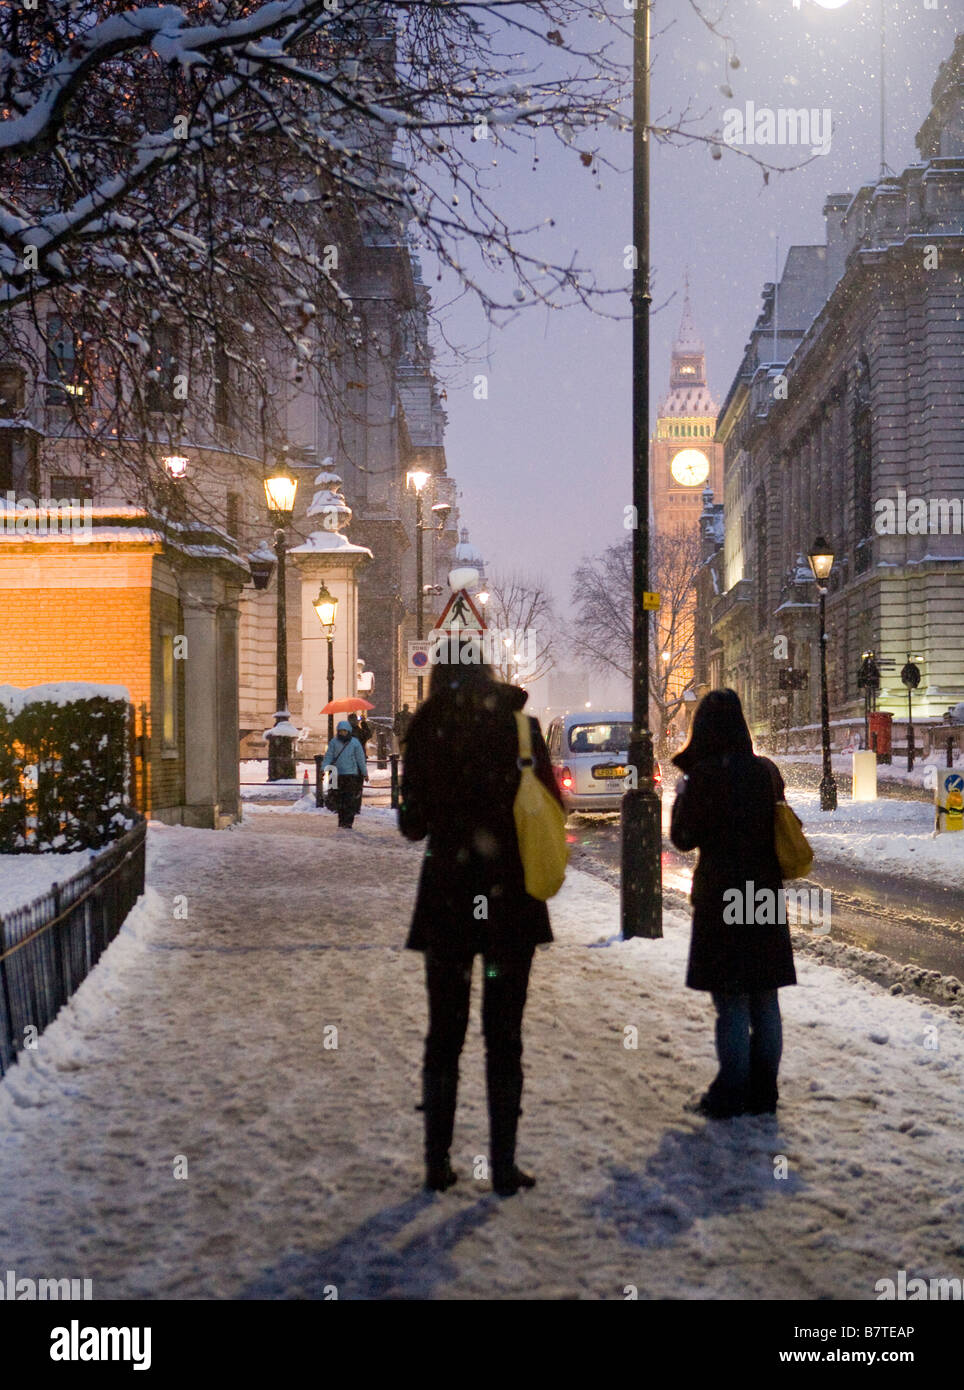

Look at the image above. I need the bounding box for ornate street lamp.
[264,456,298,781]
[313,581,338,741]
[807,536,838,811]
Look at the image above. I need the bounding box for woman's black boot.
[488,1072,535,1196]
[422,1069,459,1192]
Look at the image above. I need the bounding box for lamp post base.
[621,786,663,939]
[819,773,838,812]
[267,735,296,782]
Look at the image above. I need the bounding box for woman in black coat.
[398,654,562,1195]
[670,688,796,1118]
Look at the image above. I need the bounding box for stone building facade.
[711,35,964,750]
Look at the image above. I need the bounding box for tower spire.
[676,269,703,353]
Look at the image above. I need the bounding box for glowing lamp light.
[163,454,189,480]
[264,462,298,519]
[809,0,851,8]
[312,582,338,630]
[407,468,431,493]
[807,536,835,584]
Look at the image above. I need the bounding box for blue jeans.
[709,990,783,1112]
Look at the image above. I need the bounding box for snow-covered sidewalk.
[0,808,962,1300]
[789,789,964,889]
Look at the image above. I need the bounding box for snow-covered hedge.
[0,683,134,853]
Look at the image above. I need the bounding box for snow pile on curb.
[791,790,963,888]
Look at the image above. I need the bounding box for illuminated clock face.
[670,448,710,487]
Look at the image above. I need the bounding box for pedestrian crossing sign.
[433,588,487,631]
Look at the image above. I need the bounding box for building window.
[45,316,89,405]
[755,488,768,625]
[146,326,180,413]
[160,628,177,750]
[48,474,93,501]
[226,491,242,539]
[0,435,12,491]
[852,370,873,575]
[0,363,25,414]
[214,344,233,427]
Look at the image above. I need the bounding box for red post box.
[868,711,893,764]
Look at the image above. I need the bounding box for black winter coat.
[670,752,797,993]
[399,680,562,957]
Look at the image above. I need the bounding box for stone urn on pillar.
[289,465,372,754]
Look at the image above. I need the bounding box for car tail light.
[560,766,573,790]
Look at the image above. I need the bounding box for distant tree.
[483,572,556,685]
[567,530,702,741]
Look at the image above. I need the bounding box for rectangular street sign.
[407,641,432,675]
[642,591,661,610]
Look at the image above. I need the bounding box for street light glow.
[312,582,338,630]
[263,463,298,519]
[163,454,189,480]
[407,469,431,493]
[807,536,835,584]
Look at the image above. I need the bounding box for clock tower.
[649,283,724,742]
[650,284,723,539]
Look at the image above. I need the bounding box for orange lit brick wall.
[0,546,185,817]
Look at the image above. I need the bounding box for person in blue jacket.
[322,720,367,828]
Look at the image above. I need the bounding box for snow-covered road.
[0,807,961,1300]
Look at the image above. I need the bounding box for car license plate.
[592,765,627,779]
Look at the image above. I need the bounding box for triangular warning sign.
[433,588,487,631]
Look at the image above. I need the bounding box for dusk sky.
[427,0,958,645]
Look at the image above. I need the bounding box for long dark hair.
[673,688,753,773]
[426,638,495,700]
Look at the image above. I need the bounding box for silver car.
[544,711,662,813]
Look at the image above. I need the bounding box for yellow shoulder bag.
[512,711,569,900]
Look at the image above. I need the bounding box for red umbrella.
[319,697,374,714]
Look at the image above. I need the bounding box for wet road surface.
[567,770,964,980]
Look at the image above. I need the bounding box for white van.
[544,711,662,814]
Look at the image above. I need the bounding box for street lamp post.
[407,469,431,704]
[312,583,339,742]
[621,0,662,940]
[901,655,922,772]
[807,536,838,811]
[264,458,298,782]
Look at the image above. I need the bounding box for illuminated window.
[46,316,89,405]
[160,628,177,750]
